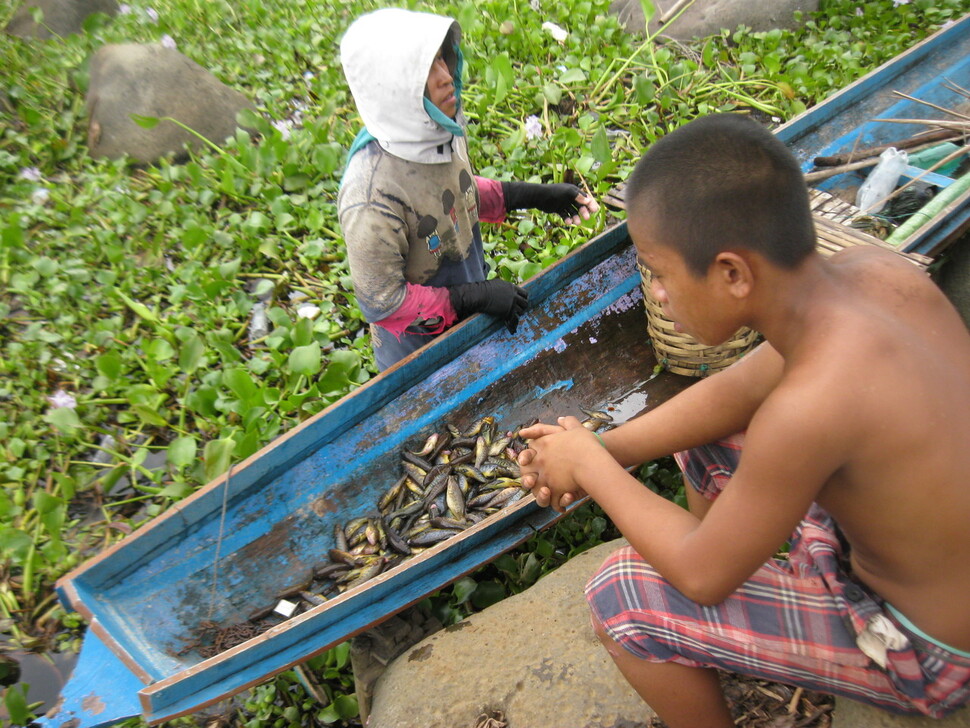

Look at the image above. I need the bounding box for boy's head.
[626,113,815,278]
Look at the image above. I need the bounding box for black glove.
[502,181,584,219]
[448,279,528,334]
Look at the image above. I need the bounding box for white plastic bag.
[855,147,909,213]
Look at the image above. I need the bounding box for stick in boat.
[812,128,963,167]
[891,90,970,121]
[804,135,967,184]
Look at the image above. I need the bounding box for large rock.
[367,538,652,728]
[5,0,117,39]
[86,43,256,164]
[832,699,970,727]
[610,0,820,40]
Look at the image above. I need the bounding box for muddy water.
[0,645,78,720]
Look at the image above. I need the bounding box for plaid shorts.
[585,435,970,718]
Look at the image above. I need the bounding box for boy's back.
[785,244,970,650]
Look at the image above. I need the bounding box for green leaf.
[559,67,587,84]
[223,367,259,402]
[167,436,198,468]
[130,113,161,129]
[542,82,562,105]
[33,491,65,541]
[591,126,611,164]
[332,640,351,669]
[288,342,322,376]
[318,350,361,393]
[3,684,31,727]
[95,352,123,380]
[45,406,81,436]
[639,0,656,24]
[0,527,33,562]
[471,581,506,609]
[115,289,159,324]
[203,437,236,483]
[131,404,168,427]
[333,693,359,720]
[179,333,206,373]
[451,576,477,604]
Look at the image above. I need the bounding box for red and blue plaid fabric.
[585,435,970,718]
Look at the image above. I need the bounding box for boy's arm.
[603,342,785,467]
[522,376,850,603]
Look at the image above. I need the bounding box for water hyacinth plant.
[2,0,969,723]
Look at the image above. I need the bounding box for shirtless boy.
[517,113,970,726]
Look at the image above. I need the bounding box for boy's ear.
[711,251,753,299]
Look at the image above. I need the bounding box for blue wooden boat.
[39,14,969,728]
[775,14,970,255]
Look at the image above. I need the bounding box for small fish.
[378,475,408,514]
[422,471,450,505]
[299,590,327,607]
[430,515,467,530]
[402,451,434,473]
[410,432,439,457]
[408,528,459,547]
[474,435,488,469]
[274,573,312,599]
[402,461,428,484]
[333,522,349,552]
[488,435,512,457]
[581,408,614,423]
[383,523,412,555]
[314,561,350,580]
[463,415,495,438]
[446,476,465,520]
[328,548,366,567]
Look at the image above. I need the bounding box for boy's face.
[632,214,741,347]
[425,46,457,119]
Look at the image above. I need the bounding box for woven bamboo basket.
[639,189,929,378]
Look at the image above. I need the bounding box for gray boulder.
[832,699,970,727]
[610,0,820,40]
[86,43,256,164]
[367,538,653,728]
[5,0,117,40]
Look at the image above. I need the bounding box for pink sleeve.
[374,283,459,340]
[475,176,507,224]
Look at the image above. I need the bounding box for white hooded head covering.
[340,8,465,164]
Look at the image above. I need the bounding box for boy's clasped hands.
[517,416,606,512]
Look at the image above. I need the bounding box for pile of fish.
[181,410,614,657]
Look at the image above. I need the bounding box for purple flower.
[892,0,909,6]
[145,7,159,22]
[525,115,542,141]
[31,188,50,205]
[855,7,863,16]
[119,3,132,14]
[272,119,293,140]
[47,390,77,409]
[19,166,41,182]
[160,34,176,49]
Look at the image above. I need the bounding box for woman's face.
[425,46,457,119]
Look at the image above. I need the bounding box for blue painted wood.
[51,221,674,724]
[46,15,970,727]
[34,629,143,728]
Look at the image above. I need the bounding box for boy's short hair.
[626,114,816,276]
